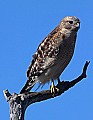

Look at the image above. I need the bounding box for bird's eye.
[68,21,73,24]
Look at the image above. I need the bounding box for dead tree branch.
[3,61,90,120]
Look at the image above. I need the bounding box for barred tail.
[20,79,38,94]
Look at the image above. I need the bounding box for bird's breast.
[51,34,76,76]
[38,33,77,84]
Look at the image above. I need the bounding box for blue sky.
[0,0,93,120]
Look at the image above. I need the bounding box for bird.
[20,16,80,94]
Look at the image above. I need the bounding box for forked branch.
[3,61,90,120]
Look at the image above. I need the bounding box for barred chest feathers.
[38,31,77,84]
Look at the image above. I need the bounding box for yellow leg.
[50,80,59,94]
[50,80,55,93]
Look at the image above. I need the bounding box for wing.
[20,25,65,93]
[27,25,61,79]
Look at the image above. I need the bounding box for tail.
[20,79,38,94]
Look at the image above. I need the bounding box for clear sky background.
[0,0,93,120]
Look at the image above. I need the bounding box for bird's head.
[60,16,80,32]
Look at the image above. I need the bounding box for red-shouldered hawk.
[20,16,80,94]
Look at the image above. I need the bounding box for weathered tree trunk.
[3,61,90,120]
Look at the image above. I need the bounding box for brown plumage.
[20,16,80,94]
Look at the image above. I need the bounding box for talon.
[50,83,55,94]
[50,80,59,96]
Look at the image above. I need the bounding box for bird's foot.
[50,81,59,96]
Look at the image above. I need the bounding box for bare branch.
[24,61,90,105]
[69,61,90,87]
[3,89,12,102]
[3,61,90,120]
